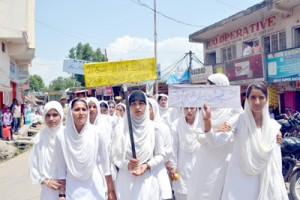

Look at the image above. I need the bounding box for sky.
[31,0,263,86]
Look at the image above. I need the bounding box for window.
[221,45,236,62]
[2,42,5,52]
[263,31,286,53]
[294,27,300,47]
[205,52,216,65]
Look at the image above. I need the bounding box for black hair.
[157,94,167,102]
[246,82,268,99]
[129,90,146,104]
[100,102,108,109]
[71,98,88,109]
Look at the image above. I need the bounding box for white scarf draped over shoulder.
[29,101,64,184]
[177,108,201,153]
[237,99,288,200]
[59,100,98,181]
[111,95,155,169]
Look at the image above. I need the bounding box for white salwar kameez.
[55,100,111,200]
[170,109,201,200]
[187,73,243,200]
[29,101,64,200]
[148,98,173,200]
[111,92,165,200]
[221,100,288,200]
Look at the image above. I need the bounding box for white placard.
[168,84,241,108]
[63,59,90,75]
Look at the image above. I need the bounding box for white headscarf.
[237,99,288,199]
[177,108,201,153]
[111,91,155,167]
[148,98,173,157]
[60,99,98,181]
[86,97,100,125]
[29,101,64,183]
[156,94,169,117]
[108,100,116,116]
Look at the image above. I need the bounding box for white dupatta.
[111,93,155,169]
[60,99,98,181]
[177,108,201,153]
[237,99,288,200]
[29,101,64,183]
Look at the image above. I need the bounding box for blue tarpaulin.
[166,70,190,84]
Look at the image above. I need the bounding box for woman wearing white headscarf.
[148,98,173,200]
[156,94,180,127]
[29,101,65,200]
[169,106,203,200]
[110,90,165,200]
[188,73,243,200]
[55,98,116,200]
[218,82,288,200]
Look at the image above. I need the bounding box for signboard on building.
[103,86,113,96]
[224,54,264,84]
[190,66,213,84]
[267,47,300,83]
[63,58,90,75]
[206,16,277,50]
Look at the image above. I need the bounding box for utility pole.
[154,0,158,95]
[188,51,193,84]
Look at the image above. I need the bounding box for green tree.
[29,74,45,92]
[68,42,107,86]
[48,76,81,91]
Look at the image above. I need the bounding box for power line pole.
[188,51,193,84]
[154,0,158,95]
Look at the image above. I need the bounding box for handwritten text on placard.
[168,84,241,108]
[84,58,156,87]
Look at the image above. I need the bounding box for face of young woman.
[45,109,61,128]
[72,101,88,127]
[159,97,167,107]
[109,103,115,115]
[184,107,197,123]
[88,102,98,120]
[100,107,107,115]
[247,88,267,114]
[130,100,146,119]
[116,105,125,117]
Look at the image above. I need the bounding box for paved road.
[0,149,40,200]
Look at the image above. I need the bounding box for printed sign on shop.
[267,47,300,83]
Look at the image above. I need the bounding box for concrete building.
[0,0,35,107]
[190,0,300,114]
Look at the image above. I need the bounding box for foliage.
[48,76,81,91]
[29,75,45,92]
[68,42,107,86]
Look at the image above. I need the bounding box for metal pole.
[154,0,158,95]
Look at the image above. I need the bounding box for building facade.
[190,0,300,114]
[0,0,35,107]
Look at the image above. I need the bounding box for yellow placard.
[83,58,157,87]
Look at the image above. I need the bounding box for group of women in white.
[29,73,288,200]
